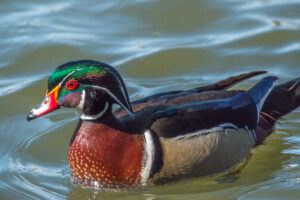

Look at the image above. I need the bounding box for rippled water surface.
[1,0,300,199]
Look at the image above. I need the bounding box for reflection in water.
[0,0,300,199]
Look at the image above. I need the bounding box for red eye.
[66,80,78,90]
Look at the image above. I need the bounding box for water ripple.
[1,0,300,199]
[0,74,47,97]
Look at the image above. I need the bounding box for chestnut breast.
[68,121,144,189]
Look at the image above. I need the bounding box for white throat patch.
[77,89,86,111]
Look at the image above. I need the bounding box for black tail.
[256,77,300,144]
[246,76,278,116]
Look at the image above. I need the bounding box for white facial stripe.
[140,129,155,185]
[58,68,83,87]
[92,85,135,119]
[59,68,134,120]
[110,71,129,108]
[80,102,109,120]
[116,79,130,109]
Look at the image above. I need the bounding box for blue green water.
[0,0,300,199]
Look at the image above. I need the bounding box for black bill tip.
[26,111,36,121]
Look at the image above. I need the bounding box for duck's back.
[113,76,277,184]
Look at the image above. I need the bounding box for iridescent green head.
[27,60,134,121]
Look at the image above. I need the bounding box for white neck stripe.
[80,102,109,120]
[140,130,155,185]
[92,85,135,119]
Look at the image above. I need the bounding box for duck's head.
[27,60,134,121]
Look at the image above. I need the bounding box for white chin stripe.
[80,102,109,120]
[140,130,155,185]
[77,89,85,111]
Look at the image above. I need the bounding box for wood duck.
[26,60,300,190]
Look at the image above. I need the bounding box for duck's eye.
[66,80,78,90]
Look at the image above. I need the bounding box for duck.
[26,60,300,190]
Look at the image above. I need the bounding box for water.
[1,0,300,199]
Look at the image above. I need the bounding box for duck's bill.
[26,86,60,121]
